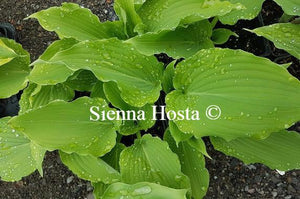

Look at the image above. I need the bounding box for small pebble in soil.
[245,164,257,170]
[287,185,296,193]
[271,191,278,197]
[276,169,286,175]
[67,176,74,184]
[86,193,94,199]
[247,188,255,194]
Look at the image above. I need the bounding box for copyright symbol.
[206,105,221,120]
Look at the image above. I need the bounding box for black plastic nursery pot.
[0,0,300,199]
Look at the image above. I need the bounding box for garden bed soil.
[0,0,299,199]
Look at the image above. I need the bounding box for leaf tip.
[24,13,37,20]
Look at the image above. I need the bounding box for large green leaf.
[187,137,211,159]
[211,28,238,45]
[126,20,214,58]
[169,121,193,145]
[134,0,146,10]
[0,117,43,181]
[93,182,109,199]
[30,142,46,176]
[28,84,74,106]
[165,130,209,199]
[137,0,243,32]
[59,151,121,183]
[273,0,300,16]
[117,104,155,135]
[0,39,17,65]
[103,81,132,110]
[166,48,300,140]
[102,182,188,199]
[19,83,74,114]
[18,84,36,114]
[0,38,30,98]
[91,81,106,99]
[250,23,300,59]
[102,143,126,171]
[162,63,175,93]
[65,70,98,92]
[29,61,75,85]
[31,38,163,107]
[134,0,145,3]
[219,0,264,25]
[211,130,300,171]
[114,0,144,36]
[103,82,155,135]
[119,134,190,189]
[28,3,126,41]
[41,38,79,61]
[29,39,78,85]
[10,97,119,156]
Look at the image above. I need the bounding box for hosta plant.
[0,0,300,198]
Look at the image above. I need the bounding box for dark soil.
[0,0,299,199]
